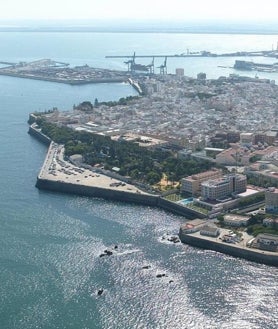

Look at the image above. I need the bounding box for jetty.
[106,49,278,59]
[179,222,278,267]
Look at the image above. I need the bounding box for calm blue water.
[0,32,277,329]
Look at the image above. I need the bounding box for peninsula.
[28,67,278,266]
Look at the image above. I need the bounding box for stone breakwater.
[28,124,51,145]
[179,230,278,267]
[35,176,202,218]
[36,178,158,206]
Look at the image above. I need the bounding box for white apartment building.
[181,168,222,195]
[240,132,254,145]
[265,187,278,213]
[201,174,247,201]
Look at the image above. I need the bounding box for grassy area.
[164,193,183,202]
[163,193,209,215]
[184,203,209,215]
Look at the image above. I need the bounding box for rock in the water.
[168,236,180,243]
[142,265,151,269]
[97,289,104,296]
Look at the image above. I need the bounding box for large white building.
[181,169,222,195]
[201,174,247,201]
[240,132,253,145]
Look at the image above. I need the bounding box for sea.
[0,31,277,329]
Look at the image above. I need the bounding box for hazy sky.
[1,0,277,22]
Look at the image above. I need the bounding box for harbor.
[106,48,278,73]
[1,47,278,86]
[105,48,278,59]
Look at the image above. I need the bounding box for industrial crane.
[147,57,155,74]
[124,52,148,73]
[158,56,167,74]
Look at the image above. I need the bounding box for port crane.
[158,56,167,75]
[124,52,149,73]
[124,52,135,72]
[146,57,155,74]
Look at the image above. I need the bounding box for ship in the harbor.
[234,60,278,72]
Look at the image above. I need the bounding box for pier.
[106,49,278,74]
[106,49,278,59]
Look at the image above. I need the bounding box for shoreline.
[179,227,278,267]
[0,60,143,93]
[29,124,278,266]
[0,71,127,85]
[0,70,143,94]
[29,124,201,219]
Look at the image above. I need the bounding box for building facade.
[223,214,250,227]
[201,174,247,201]
[265,187,278,213]
[256,233,278,252]
[181,168,222,195]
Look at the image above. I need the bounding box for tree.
[146,171,161,185]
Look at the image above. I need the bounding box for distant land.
[0,19,278,34]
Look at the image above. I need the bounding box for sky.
[1,0,278,22]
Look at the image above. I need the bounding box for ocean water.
[0,31,277,329]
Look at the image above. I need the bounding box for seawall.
[179,232,278,267]
[28,124,51,145]
[36,176,202,219]
[36,178,158,206]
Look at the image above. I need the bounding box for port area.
[38,141,151,195]
[0,59,129,85]
[106,49,278,59]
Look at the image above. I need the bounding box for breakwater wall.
[28,124,51,145]
[36,178,159,206]
[36,176,203,218]
[179,232,278,267]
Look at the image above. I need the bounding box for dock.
[106,49,278,59]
